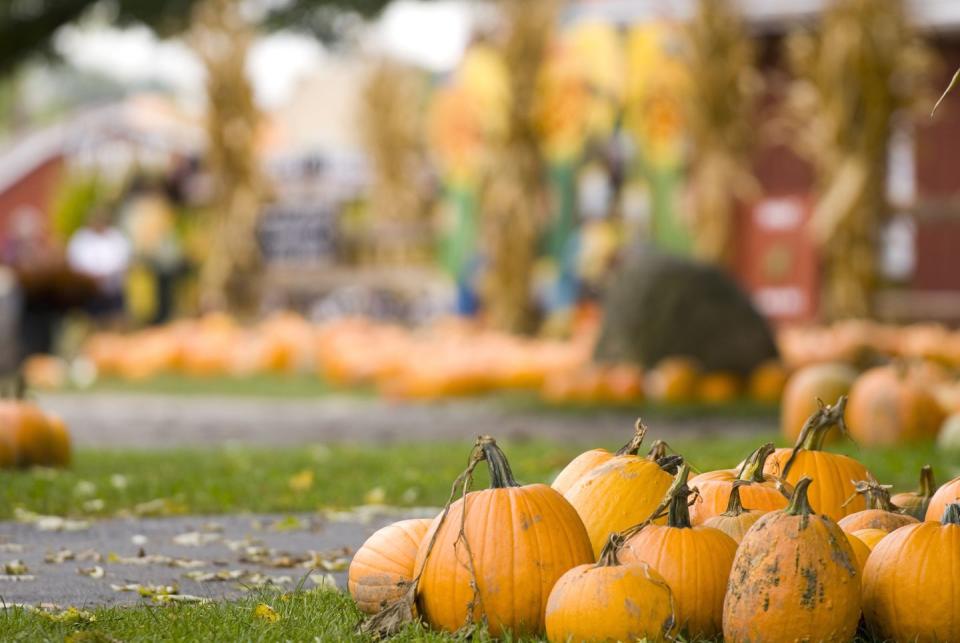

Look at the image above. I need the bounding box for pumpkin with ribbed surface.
[689,443,787,525]
[702,481,763,543]
[780,362,857,443]
[551,420,647,495]
[620,465,737,640]
[545,535,676,643]
[853,528,889,550]
[764,397,871,520]
[924,474,960,522]
[838,479,918,533]
[723,478,861,643]
[0,400,54,467]
[891,465,936,520]
[847,365,945,446]
[349,518,432,615]
[415,437,593,637]
[844,531,871,575]
[863,503,960,641]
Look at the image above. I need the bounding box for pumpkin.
[780,362,858,443]
[837,479,919,533]
[620,464,737,640]
[0,418,16,468]
[702,480,764,543]
[415,437,593,637]
[598,364,644,404]
[348,518,432,614]
[44,413,71,468]
[938,412,960,451]
[863,503,960,641]
[853,528,889,550]
[723,477,861,643]
[551,420,646,495]
[0,399,54,467]
[847,365,945,446]
[924,474,960,522]
[564,432,674,557]
[844,531,871,574]
[891,464,936,520]
[747,360,788,404]
[688,442,788,525]
[696,372,740,404]
[765,397,872,520]
[545,535,677,643]
[647,357,700,403]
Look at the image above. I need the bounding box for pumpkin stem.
[722,480,749,517]
[596,533,625,567]
[845,478,896,511]
[782,396,848,479]
[942,503,960,526]
[666,464,693,528]
[736,442,775,483]
[785,477,816,516]
[647,440,685,474]
[614,419,647,456]
[918,465,936,499]
[478,436,519,488]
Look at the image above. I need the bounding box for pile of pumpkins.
[348,403,960,642]
[0,395,71,469]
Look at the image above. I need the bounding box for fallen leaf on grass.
[253,603,280,623]
[129,498,187,517]
[238,573,293,589]
[184,569,245,583]
[288,469,315,492]
[45,549,75,564]
[32,606,97,624]
[152,594,209,605]
[76,549,103,562]
[110,582,178,597]
[14,508,90,532]
[77,566,105,579]
[4,560,29,575]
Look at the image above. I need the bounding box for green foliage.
[49,172,108,241]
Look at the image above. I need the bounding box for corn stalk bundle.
[683,0,760,266]
[190,0,267,315]
[787,0,930,320]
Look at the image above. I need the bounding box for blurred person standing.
[67,208,131,324]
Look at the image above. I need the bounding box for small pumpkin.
[723,477,861,643]
[747,359,788,404]
[620,464,738,640]
[847,364,945,446]
[924,474,960,522]
[348,518,432,614]
[696,371,740,404]
[764,397,872,520]
[844,531,871,575]
[689,442,788,525]
[702,480,764,543]
[837,479,918,533]
[647,357,700,403]
[853,528,889,550]
[780,362,858,443]
[0,399,55,467]
[545,535,677,643]
[564,430,674,557]
[863,503,960,641]
[415,436,594,637]
[551,420,647,495]
[891,464,936,520]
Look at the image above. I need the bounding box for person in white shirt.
[67,209,131,319]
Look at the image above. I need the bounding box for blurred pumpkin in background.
[780,362,857,443]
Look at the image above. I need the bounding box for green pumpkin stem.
[782,396,848,479]
[722,480,749,517]
[666,464,693,529]
[614,419,647,456]
[785,477,816,516]
[597,533,625,567]
[736,442,775,483]
[478,436,519,488]
[942,503,960,526]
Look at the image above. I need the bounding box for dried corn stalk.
[683,0,760,266]
[190,0,267,315]
[787,0,930,320]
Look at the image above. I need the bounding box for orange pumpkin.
[925,474,960,522]
[837,479,919,533]
[765,397,872,520]
[696,372,740,404]
[844,531,871,574]
[0,418,16,468]
[0,400,54,467]
[847,365,945,446]
[863,502,960,641]
[853,528,889,550]
[44,413,71,468]
[415,437,593,637]
[723,478,861,643]
[620,465,738,640]
[689,443,788,525]
[780,362,857,443]
[598,364,644,404]
[702,481,764,543]
[545,535,677,643]
[891,465,936,520]
[349,518,432,614]
[551,420,647,495]
[747,359,788,404]
[647,357,700,403]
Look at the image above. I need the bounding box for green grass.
[61,373,352,399]
[2,437,957,521]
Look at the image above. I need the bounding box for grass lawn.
[2,437,956,521]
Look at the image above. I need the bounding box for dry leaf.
[287,469,315,492]
[172,531,221,547]
[45,549,75,564]
[77,566,105,579]
[4,560,29,575]
[253,603,280,623]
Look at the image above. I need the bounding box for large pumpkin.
[863,503,960,641]
[551,420,647,495]
[847,365,945,446]
[765,397,871,520]
[837,479,919,533]
[853,528,889,550]
[688,442,788,525]
[620,465,737,640]
[702,481,763,543]
[564,434,674,556]
[780,362,857,443]
[545,535,677,643]
[723,478,861,643]
[349,518,432,614]
[924,474,960,522]
[891,464,936,520]
[415,437,593,637]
